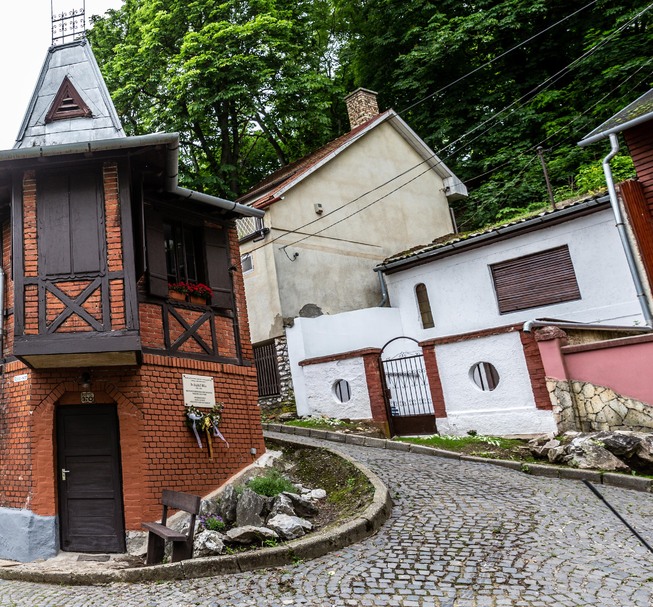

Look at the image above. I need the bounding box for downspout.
[375,268,389,307]
[603,133,653,326]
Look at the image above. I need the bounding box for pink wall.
[541,334,653,405]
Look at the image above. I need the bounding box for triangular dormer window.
[45,76,92,123]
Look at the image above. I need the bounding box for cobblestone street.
[2,435,652,607]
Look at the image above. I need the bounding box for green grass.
[395,434,524,451]
[285,417,350,429]
[247,469,296,497]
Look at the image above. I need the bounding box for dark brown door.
[56,404,126,553]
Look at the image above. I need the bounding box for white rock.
[266,514,313,540]
[193,530,226,557]
[309,489,327,500]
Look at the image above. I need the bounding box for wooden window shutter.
[204,225,234,309]
[490,245,581,314]
[144,206,169,298]
[415,283,434,328]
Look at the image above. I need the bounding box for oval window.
[333,379,352,403]
[470,362,500,391]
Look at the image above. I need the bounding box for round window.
[470,362,500,391]
[333,379,352,403]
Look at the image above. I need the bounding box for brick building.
[0,40,265,562]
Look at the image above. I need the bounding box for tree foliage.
[89,0,652,226]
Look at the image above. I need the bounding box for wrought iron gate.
[380,337,436,436]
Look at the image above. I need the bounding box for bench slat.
[162,489,201,514]
[142,521,187,541]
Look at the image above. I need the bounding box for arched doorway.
[380,337,436,436]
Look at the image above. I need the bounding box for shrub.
[199,514,225,532]
[247,469,296,497]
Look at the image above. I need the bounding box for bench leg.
[171,538,194,563]
[146,532,166,565]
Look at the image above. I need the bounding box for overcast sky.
[0,0,125,149]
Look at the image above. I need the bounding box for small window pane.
[333,379,351,403]
[416,283,434,329]
[470,362,500,391]
[241,253,253,273]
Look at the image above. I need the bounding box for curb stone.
[0,434,392,586]
[261,423,653,494]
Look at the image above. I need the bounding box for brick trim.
[299,348,382,367]
[420,343,447,418]
[519,330,552,411]
[420,323,522,347]
[561,332,653,354]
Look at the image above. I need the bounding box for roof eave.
[578,111,653,147]
[378,196,609,274]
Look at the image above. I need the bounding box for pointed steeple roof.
[15,39,124,149]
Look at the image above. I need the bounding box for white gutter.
[522,319,650,334]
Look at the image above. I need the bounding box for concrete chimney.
[344,88,380,130]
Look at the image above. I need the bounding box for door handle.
[61,468,70,481]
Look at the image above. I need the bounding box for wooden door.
[56,405,126,553]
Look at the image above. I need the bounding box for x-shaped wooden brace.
[44,278,104,334]
[167,307,214,355]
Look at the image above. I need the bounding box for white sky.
[0,0,125,149]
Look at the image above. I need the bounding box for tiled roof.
[578,89,653,146]
[379,193,609,271]
[236,111,392,208]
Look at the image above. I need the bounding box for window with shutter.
[415,283,434,329]
[144,207,234,308]
[490,245,581,314]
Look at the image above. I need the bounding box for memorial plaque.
[182,374,216,408]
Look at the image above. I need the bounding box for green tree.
[89,0,343,197]
[336,0,652,228]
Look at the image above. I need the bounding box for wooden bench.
[142,489,201,565]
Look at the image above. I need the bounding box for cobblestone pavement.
[2,435,653,607]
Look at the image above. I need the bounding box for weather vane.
[51,1,86,46]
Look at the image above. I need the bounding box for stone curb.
[0,433,392,586]
[261,423,653,494]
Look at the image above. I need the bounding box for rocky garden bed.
[174,439,374,560]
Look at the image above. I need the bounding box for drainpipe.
[374,268,389,307]
[603,133,653,327]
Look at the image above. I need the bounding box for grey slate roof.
[15,39,124,149]
[578,88,653,147]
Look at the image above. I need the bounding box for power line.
[241,5,651,257]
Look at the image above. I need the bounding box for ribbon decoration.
[187,412,204,449]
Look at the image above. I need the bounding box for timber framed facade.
[0,40,265,562]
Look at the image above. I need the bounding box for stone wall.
[258,334,295,411]
[547,378,653,433]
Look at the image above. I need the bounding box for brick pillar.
[532,326,570,382]
[419,341,447,419]
[361,349,390,437]
[520,329,555,410]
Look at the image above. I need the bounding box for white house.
[290,195,645,436]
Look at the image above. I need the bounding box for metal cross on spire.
[51,1,86,46]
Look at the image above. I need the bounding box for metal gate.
[380,337,436,436]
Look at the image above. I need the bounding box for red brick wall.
[2,220,14,357]
[420,343,447,419]
[0,164,264,533]
[519,330,553,410]
[5,355,263,527]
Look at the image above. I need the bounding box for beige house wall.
[241,121,455,344]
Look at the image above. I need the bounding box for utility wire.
[241,6,651,256]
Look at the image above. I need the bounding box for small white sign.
[182,374,216,408]
[14,374,28,383]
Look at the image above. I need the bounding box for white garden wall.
[434,332,557,436]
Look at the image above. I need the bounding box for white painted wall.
[386,208,643,340]
[434,332,557,436]
[302,358,373,420]
[286,308,404,416]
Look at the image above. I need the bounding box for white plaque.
[182,374,216,408]
[13,374,28,383]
